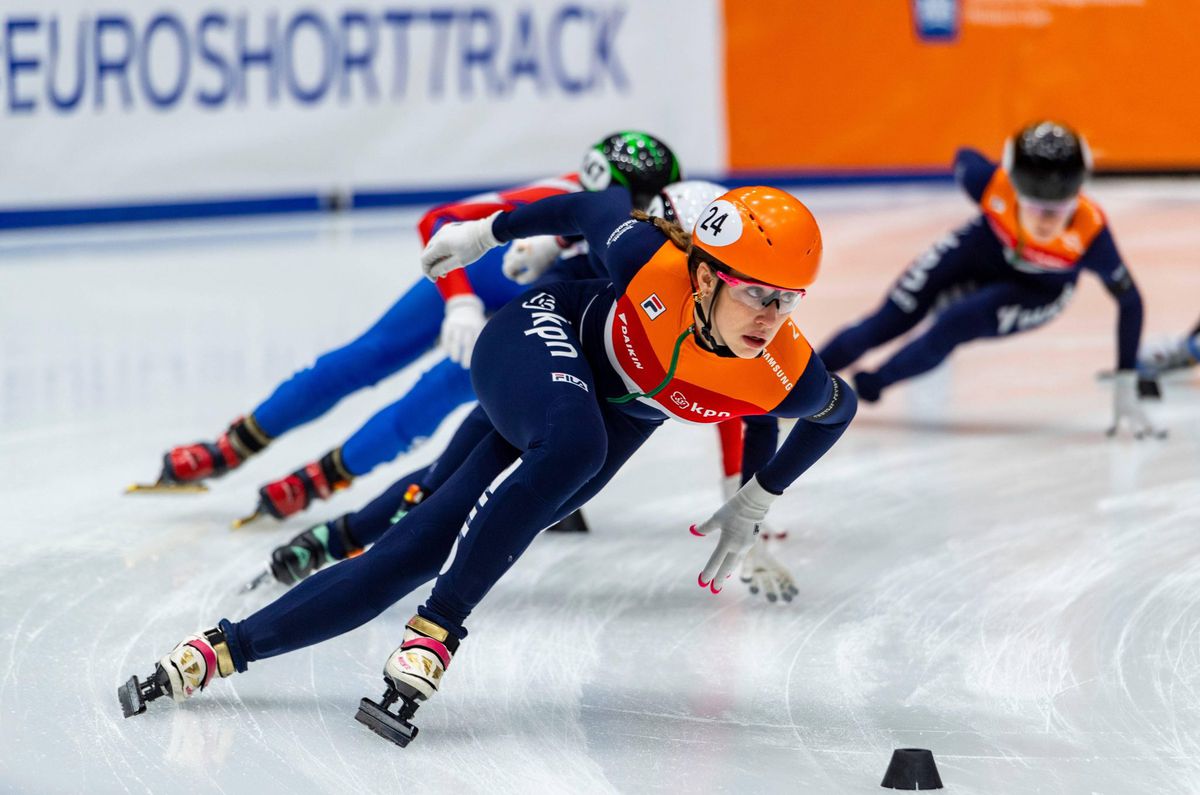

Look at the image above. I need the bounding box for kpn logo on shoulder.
[640,293,666,320]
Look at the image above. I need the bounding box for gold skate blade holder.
[230,508,265,530]
[125,481,210,494]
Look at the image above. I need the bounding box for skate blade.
[126,481,209,494]
[230,509,264,530]
[118,676,147,717]
[355,697,418,748]
[118,671,168,718]
[241,569,273,592]
[546,510,590,533]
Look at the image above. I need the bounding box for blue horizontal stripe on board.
[0,172,954,231]
[3,166,1194,231]
[0,195,323,230]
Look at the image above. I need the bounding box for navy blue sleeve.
[528,252,599,287]
[1080,227,1143,371]
[954,148,998,205]
[739,415,779,486]
[490,187,665,293]
[754,356,856,494]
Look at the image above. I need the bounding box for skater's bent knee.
[533,412,607,484]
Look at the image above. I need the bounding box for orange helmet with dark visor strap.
[689,186,822,291]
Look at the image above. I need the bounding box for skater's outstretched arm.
[422,188,664,293]
[491,186,664,291]
[690,357,856,592]
[953,147,997,204]
[1080,227,1163,438]
[419,175,582,365]
[756,356,857,494]
[417,174,582,300]
[1081,228,1143,372]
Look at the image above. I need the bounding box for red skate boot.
[232,448,353,528]
[127,415,271,493]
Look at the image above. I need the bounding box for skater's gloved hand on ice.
[691,476,777,595]
[421,211,502,281]
[1108,370,1167,440]
[440,294,487,367]
[739,537,798,603]
[502,235,563,285]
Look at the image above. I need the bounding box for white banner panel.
[0,1,724,211]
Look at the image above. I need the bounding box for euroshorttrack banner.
[0,1,724,213]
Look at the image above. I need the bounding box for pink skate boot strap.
[188,638,218,688]
[401,636,452,669]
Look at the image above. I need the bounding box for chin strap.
[692,282,740,359]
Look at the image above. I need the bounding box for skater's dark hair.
[631,209,691,252]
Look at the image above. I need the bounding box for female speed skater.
[246,182,794,600]
[818,120,1164,439]
[119,184,856,747]
[130,132,683,526]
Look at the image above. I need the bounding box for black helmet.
[579,131,683,209]
[1004,121,1091,201]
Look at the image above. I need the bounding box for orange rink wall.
[724,0,1200,174]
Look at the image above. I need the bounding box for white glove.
[420,211,502,281]
[440,294,487,367]
[739,538,799,603]
[721,474,788,540]
[502,235,563,285]
[691,476,776,594]
[1108,370,1167,439]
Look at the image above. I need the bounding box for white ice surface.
[2,181,1200,794]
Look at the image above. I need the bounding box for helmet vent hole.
[746,210,771,243]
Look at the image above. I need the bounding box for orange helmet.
[689,186,822,290]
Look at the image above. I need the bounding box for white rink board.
[0,1,723,209]
[1,180,1200,793]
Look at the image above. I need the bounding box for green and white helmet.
[579,131,683,210]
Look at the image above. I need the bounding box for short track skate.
[355,680,421,748]
[118,666,171,717]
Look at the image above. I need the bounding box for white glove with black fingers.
[440,294,487,367]
[691,475,777,595]
[502,235,563,285]
[1108,370,1167,439]
[739,537,799,604]
[420,211,502,281]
